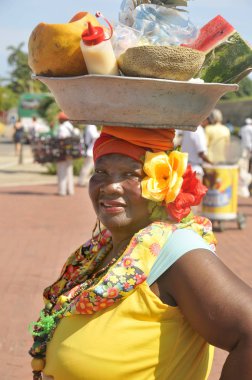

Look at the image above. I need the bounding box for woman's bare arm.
[163,249,252,380]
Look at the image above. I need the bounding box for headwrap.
[58,111,69,121]
[93,126,175,162]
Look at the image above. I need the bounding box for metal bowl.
[33,74,238,131]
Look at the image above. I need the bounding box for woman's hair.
[208,109,223,124]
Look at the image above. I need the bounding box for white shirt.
[181,125,207,175]
[84,125,100,157]
[240,124,252,152]
[57,121,75,138]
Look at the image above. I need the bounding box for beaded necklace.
[29,232,126,380]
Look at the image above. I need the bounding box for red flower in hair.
[166,165,208,222]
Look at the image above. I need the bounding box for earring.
[91,218,103,245]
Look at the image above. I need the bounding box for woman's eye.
[95,169,105,174]
[125,172,134,176]
[125,172,141,179]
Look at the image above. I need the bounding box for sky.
[0,0,251,79]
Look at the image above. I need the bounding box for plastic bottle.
[80,12,119,76]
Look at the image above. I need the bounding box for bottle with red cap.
[80,12,119,76]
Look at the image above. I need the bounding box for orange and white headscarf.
[93,126,175,162]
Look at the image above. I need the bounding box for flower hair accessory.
[141,150,188,203]
[141,151,208,222]
[166,165,208,221]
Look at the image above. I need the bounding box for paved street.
[0,130,57,188]
[0,134,251,380]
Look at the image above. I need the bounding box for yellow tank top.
[44,281,214,380]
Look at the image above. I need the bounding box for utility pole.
[19,139,23,164]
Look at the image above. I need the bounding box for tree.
[37,96,60,124]
[222,77,252,100]
[237,77,252,97]
[6,42,47,94]
[0,86,18,111]
[0,43,49,112]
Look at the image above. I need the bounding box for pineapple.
[132,0,188,7]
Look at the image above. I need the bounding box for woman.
[13,118,24,156]
[78,124,100,187]
[29,127,252,380]
[56,112,76,196]
[205,109,231,165]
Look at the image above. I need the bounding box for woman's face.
[89,154,151,239]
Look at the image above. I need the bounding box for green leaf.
[133,0,188,7]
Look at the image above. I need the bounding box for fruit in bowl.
[117,45,205,81]
[28,12,101,77]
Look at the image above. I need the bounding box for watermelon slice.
[182,15,235,53]
[199,32,252,83]
[182,15,252,83]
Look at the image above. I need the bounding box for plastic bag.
[119,0,136,27]
[112,22,142,58]
[119,0,198,46]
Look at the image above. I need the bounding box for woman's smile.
[99,199,127,214]
[89,154,151,238]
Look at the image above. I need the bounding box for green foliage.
[222,77,252,100]
[0,86,18,111]
[152,0,187,5]
[6,43,31,94]
[45,163,57,175]
[45,158,85,176]
[0,43,47,112]
[73,158,85,176]
[134,0,187,6]
[3,42,66,120]
[5,42,47,94]
[148,200,169,221]
[37,96,60,124]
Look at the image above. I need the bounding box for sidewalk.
[0,136,251,379]
[0,139,57,188]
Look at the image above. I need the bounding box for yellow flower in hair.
[141,151,188,204]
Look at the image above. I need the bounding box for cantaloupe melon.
[28,12,100,77]
[117,45,205,81]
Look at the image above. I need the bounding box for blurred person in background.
[56,112,76,196]
[240,117,252,170]
[13,118,24,157]
[173,129,183,148]
[0,121,6,137]
[205,109,230,164]
[226,119,234,134]
[238,118,252,197]
[49,121,59,137]
[78,124,100,187]
[181,118,212,182]
[30,116,40,141]
[39,120,58,138]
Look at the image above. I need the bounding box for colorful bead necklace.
[29,231,114,379]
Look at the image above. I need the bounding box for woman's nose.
[100,179,123,194]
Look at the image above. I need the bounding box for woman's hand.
[162,249,252,380]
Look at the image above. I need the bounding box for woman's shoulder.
[147,216,216,252]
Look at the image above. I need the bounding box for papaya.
[28,12,100,77]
